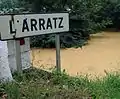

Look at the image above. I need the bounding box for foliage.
[23,0,115,48]
[0,0,29,14]
[0,68,120,99]
[1,0,120,48]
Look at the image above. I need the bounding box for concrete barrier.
[0,41,13,82]
[7,38,31,72]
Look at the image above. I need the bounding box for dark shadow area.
[104,28,120,32]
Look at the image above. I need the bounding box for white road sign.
[14,13,69,38]
[0,13,69,40]
[0,15,15,40]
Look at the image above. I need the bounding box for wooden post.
[15,40,22,74]
[55,33,61,72]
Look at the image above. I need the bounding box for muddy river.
[31,31,120,77]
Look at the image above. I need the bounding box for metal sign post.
[15,39,22,74]
[55,33,61,72]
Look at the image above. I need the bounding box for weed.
[0,68,120,99]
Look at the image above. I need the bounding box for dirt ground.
[31,31,120,77]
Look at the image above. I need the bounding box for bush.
[28,0,114,48]
[2,0,120,48]
[0,68,120,99]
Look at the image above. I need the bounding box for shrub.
[1,0,120,48]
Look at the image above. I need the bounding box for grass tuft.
[0,68,120,99]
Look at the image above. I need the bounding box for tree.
[18,0,120,48]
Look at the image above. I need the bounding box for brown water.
[31,31,120,77]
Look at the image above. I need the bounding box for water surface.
[31,31,120,77]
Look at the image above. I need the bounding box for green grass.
[0,68,120,99]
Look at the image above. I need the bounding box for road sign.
[0,15,15,40]
[14,13,69,38]
[0,13,69,40]
[0,13,69,73]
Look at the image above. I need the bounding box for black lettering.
[39,19,45,30]
[53,18,58,28]
[46,18,52,29]
[31,19,38,31]
[22,18,29,32]
[9,20,16,34]
[59,17,64,28]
